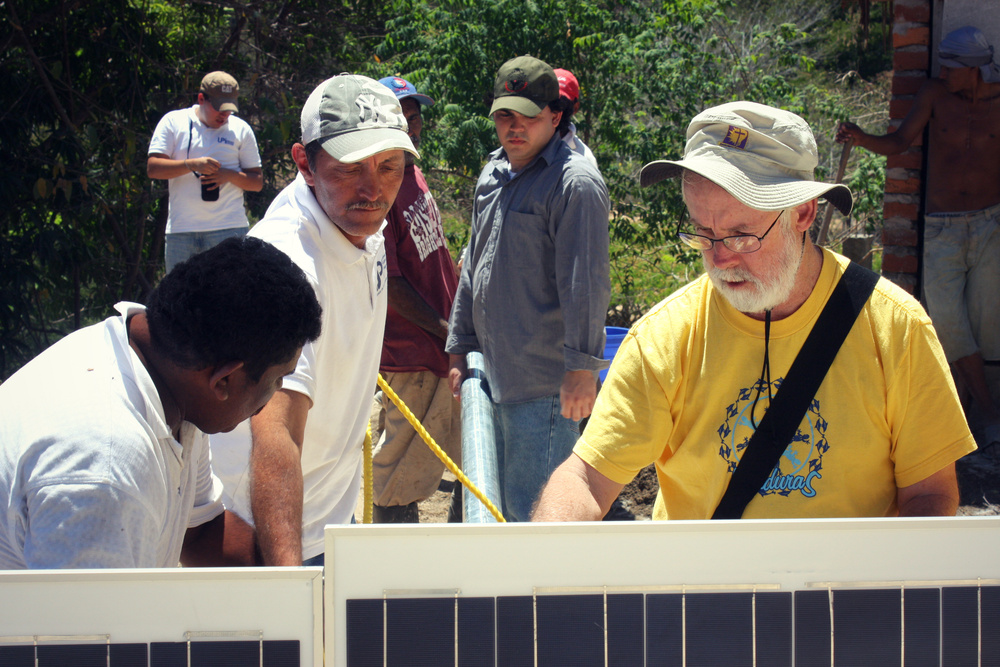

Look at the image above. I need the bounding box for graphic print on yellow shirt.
[719,378,826,500]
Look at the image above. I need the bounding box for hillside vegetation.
[1,0,893,378]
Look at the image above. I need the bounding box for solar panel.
[0,640,298,667]
[344,587,1000,666]
[645,592,682,663]
[151,640,300,666]
[0,568,321,667]
[0,640,147,667]
[756,591,793,665]
[606,593,644,667]
[327,518,1000,666]
[535,594,605,666]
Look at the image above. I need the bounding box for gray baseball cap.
[301,74,418,163]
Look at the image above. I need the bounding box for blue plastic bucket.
[600,326,629,383]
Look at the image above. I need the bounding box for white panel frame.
[0,566,323,667]
[325,517,1000,666]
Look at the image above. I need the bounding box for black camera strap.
[712,261,880,520]
[187,118,195,170]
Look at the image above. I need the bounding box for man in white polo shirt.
[148,71,263,271]
[210,74,416,566]
[0,237,321,568]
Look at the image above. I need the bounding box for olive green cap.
[489,56,559,117]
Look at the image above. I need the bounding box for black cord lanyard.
[712,262,880,520]
[186,118,195,173]
[748,309,773,431]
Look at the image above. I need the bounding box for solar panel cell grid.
[344,585,1000,666]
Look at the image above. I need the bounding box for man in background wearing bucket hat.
[838,25,1000,450]
[367,76,461,523]
[148,71,263,272]
[209,74,417,565]
[533,101,975,522]
[446,56,610,522]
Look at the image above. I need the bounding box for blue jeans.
[493,396,580,522]
[164,227,247,273]
[302,552,325,567]
[300,515,356,567]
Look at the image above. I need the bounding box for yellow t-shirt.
[577,249,976,519]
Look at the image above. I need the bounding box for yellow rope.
[368,373,506,523]
[362,423,373,524]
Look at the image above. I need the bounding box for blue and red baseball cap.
[378,76,435,106]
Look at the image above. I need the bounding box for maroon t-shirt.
[380,164,458,377]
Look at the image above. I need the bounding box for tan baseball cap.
[200,71,240,113]
[640,101,853,215]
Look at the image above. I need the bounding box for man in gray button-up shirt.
[446,56,610,522]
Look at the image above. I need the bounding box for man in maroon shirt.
[372,76,461,522]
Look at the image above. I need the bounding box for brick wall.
[881,0,932,294]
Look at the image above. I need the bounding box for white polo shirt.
[148,105,262,234]
[211,174,388,560]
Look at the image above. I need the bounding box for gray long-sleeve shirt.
[446,132,610,404]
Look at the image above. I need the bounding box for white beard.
[707,218,804,315]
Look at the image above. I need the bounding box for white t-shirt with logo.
[148,106,262,234]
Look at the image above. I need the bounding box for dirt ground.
[415,441,1000,522]
[955,443,1000,515]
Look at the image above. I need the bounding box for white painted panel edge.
[0,566,323,667]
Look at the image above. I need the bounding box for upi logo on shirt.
[355,93,402,129]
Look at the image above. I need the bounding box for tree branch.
[6,0,78,134]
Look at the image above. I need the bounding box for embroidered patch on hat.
[721,126,749,149]
[391,77,407,89]
[505,78,527,93]
[355,93,400,129]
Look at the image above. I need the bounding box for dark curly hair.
[549,97,574,136]
[146,236,322,382]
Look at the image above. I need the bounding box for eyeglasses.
[678,211,783,254]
